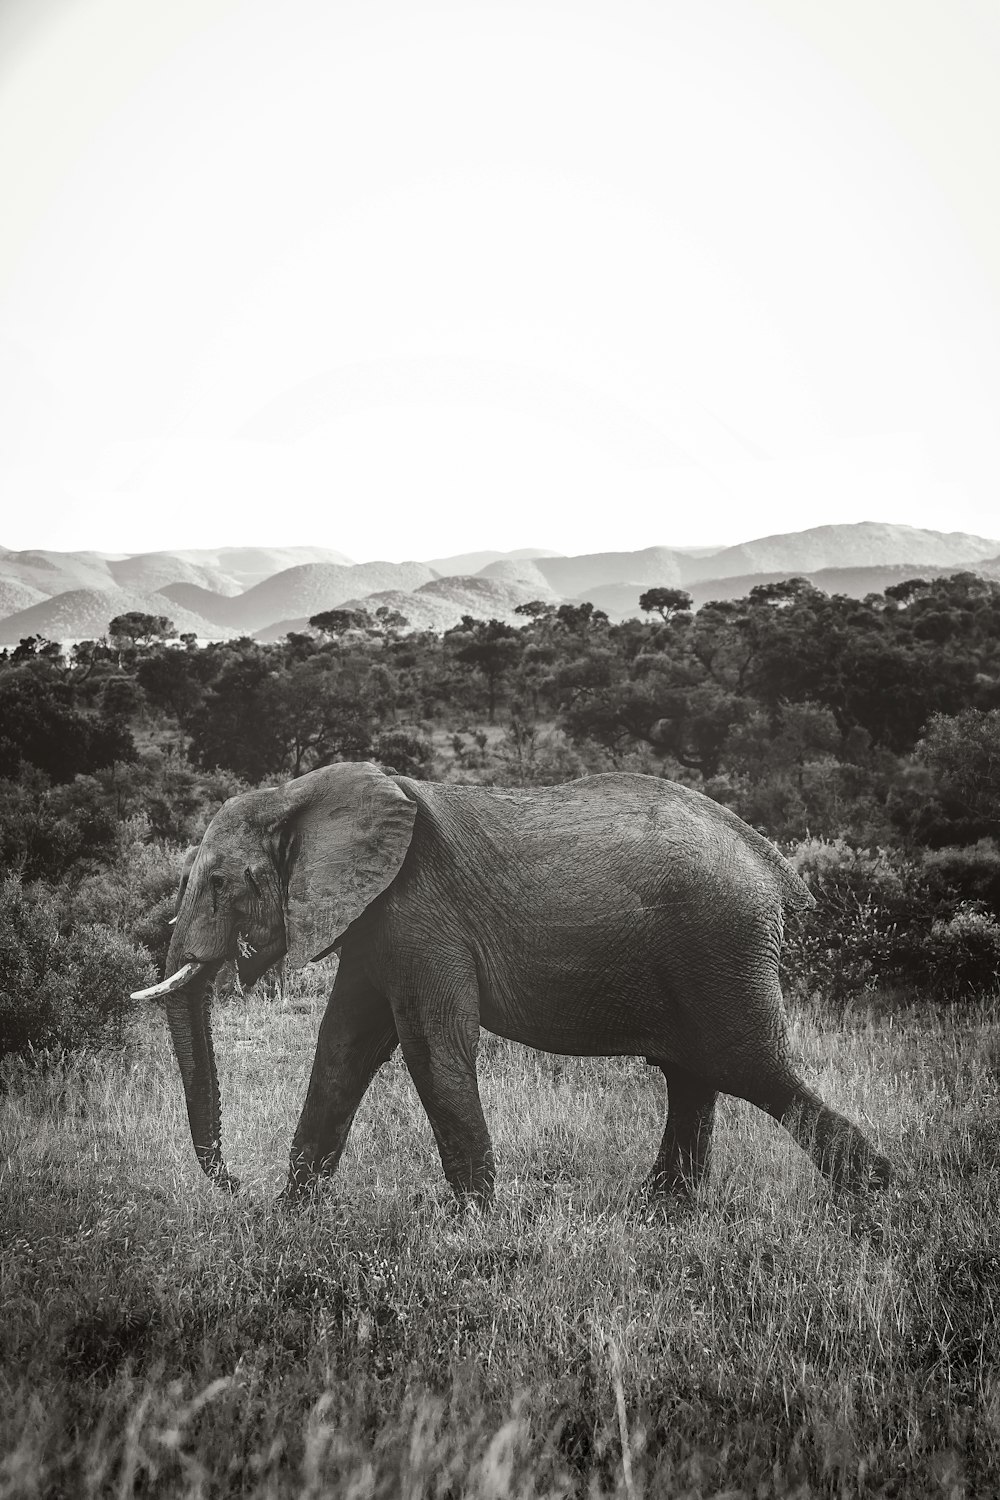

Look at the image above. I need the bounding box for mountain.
[535,546,687,596]
[108,553,243,596]
[678,522,1000,584]
[341,574,552,634]
[3,524,1000,643]
[157,582,246,627]
[219,560,438,633]
[424,547,562,574]
[0,587,238,644]
[254,573,559,640]
[584,558,1000,621]
[0,579,48,617]
[167,545,354,590]
[0,548,118,596]
[475,558,558,597]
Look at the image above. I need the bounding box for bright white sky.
[1,0,999,559]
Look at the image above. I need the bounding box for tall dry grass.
[2,980,999,1497]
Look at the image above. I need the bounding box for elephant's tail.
[780,867,817,913]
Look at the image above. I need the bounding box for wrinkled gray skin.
[173,845,285,1004]
[153,762,891,1204]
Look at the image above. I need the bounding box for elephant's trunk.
[153,961,237,1191]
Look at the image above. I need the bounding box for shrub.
[921,906,1000,1000]
[921,840,1000,916]
[783,838,1000,1006]
[69,823,186,977]
[0,773,120,884]
[782,840,921,1004]
[371,729,435,780]
[0,877,154,1063]
[493,721,589,787]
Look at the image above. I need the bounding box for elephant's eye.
[209,872,224,915]
[245,867,262,898]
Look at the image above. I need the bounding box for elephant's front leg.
[394,986,494,1206]
[285,966,398,1198]
[646,1062,718,1197]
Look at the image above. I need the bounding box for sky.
[1,0,999,561]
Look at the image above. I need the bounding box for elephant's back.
[397,772,812,916]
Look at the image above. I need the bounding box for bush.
[921,906,1000,1000]
[782,840,927,1005]
[69,823,187,977]
[0,773,120,884]
[0,877,154,1062]
[371,729,435,780]
[783,838,1000,1006]
[921,840,1000,916]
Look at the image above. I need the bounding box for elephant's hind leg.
[645,1063,718,1197]
[737,1067,891,1192]
[285,967,398,1198]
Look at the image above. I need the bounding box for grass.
[2,981,1000,1498]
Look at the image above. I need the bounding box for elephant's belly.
[475,938,684,1059]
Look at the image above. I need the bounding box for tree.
[10,635,64,664]
[0,666,135,783]
[372,606,409,636]
[185,645,378,780]
[185,647,285,781]
[444,617,523,722]
[554,602,609,634]
[884,578,931,606]
[639,587,692,622]
[745,577,820,609]
[136,644,212,722]
[917,709,1000,836]
[309,608,372,638]
[108,612,177,647]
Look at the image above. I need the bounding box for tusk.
[167,915,177,926]
[131,961,207,1001]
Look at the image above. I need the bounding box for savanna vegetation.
[2,575,1000,1496]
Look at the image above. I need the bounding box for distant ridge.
[0,586,239,643]
[678,522,1000,584]
[168,545,354,589]
[535,546,686,596]
[213,560,438,633]
[578,558,1000,621]
[2,523,999,643]
[424,547,562,574]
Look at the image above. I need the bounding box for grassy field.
[2,977,999,1498]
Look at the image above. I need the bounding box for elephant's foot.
[439,1144,496,1212]
[641,1164,701,1206]
[444,1174,495,1215]
[797,1112,893,1196]
[276,1172,326,1212]
[200,1156,240,1194]
[828,1143,893,1196]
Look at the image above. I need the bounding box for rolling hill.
[676,522,1000,584]
[2,524,999,644]
[210,560,439,633]
[0,587,239,643]
[107,553,243,596]
[534,545,686,596]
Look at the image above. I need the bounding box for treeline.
[1,575,999,1057]
[4,574,1000,842]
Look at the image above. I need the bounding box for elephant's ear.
[273,763,416,968]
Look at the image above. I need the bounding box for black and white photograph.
[2,2,1000,1494]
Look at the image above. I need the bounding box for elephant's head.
[133,762,416,1188]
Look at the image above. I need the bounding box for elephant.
[132,761,891,1204]
[170,844,285,1004]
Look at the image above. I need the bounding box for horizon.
[1,3,999,556]
[4,516,1000,568]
